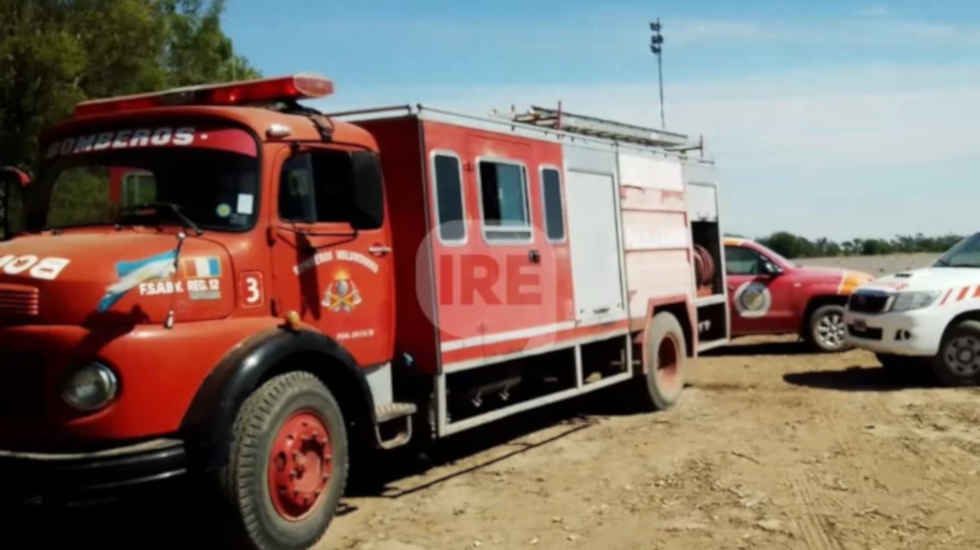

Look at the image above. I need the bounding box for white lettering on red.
[129,129,151,147]
[173,127,195,146]
[150,127,172,145]
[112,129,132,149]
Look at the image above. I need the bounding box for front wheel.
[808,304,851,352]
[221,372,349,550]
[933,321,980,386]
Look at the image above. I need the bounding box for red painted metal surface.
[724,239,872,336]
[267,410,333,521]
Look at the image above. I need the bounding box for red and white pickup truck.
[723,238,872,351]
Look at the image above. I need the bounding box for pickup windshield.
[934,233,980,268]
[30,124,259,232]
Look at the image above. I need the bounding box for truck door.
[271,146,395,367]
[724,245,795,334]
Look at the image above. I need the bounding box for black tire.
[221,372,349,550]
[932,320,980,386]
[635,312,687,410]
[807,304,852,353]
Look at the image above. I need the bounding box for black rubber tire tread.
[220,371,349,550]
[635,312,687,411]
[807,304,853,353]
[932,320,980,387]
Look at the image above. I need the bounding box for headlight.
[889,291,941,313]
[61,362,118,412]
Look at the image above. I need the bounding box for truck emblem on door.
[733,281,772,318]
[323,271,362,312]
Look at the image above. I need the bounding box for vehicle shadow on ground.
[702,340,811,357]
[345,383,666,499]
[783,365,940,391]
[5,390,645,547]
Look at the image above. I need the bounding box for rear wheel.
[808,304,851,352]
[933,321,980,386]
[221,372,349,550]
[635,312,687,410]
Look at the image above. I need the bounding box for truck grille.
[848,291,891,314]
[0,283,40,318]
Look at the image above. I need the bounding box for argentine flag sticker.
[97,249,178,313]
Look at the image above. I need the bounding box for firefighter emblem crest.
[323,271,362,312]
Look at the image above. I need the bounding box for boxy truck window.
[433,153,465,243]
[478,160,531,242]
[279,150,384,229]
[540,168,565,242]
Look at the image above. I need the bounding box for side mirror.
[349,151,384,230]
[0,166,31,187]
[762,260,783,276]
[0,167,29,240]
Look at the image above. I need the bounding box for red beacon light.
[73,74,334,117]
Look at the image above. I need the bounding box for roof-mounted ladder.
[501,105,689,148]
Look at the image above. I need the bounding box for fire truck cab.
[0,75,728,549]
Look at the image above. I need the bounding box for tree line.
[0,0,260,172]
[748,231,963,259]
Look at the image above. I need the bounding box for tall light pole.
[650,19,665,129]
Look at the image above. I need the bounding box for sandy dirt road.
[8,335,978,549]
[320,335,979,550]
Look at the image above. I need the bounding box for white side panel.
[687,183,718,222]
[564,170,626,322]
[619,154,684,191]
[622,210,689,250]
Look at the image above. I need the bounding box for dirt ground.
[9,334,979,549]
[320,335,979,550]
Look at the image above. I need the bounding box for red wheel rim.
[656,334,681,392]
[267,410,333,521]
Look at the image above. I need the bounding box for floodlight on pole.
[649,19,665,129]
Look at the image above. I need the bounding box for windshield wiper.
[934,258,950,267]
[127,202,203,236]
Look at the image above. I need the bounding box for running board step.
[373,402,418,450]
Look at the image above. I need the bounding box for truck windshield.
[934,234,980,268]
[31,124,259,232]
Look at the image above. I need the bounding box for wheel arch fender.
[179,328,376,469]
[639,295,696,368]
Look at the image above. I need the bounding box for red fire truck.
[0,75,728,549]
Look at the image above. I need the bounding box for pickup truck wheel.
[222,372,348,550]
[933,321,980,386]
[808,305,851,352]
[636,312,687,410]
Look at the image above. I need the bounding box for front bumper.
[0,438,187,503]
[843,308,944,357]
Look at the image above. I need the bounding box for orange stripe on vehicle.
[973,285,980,298]
[958,286,970,301]
[940,288,953,305]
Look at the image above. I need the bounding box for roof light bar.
[74,74,334,117]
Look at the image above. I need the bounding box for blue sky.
[223,1,980,241]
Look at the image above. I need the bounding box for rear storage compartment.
[684,161,729,351]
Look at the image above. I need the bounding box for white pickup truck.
[844,234,980,386]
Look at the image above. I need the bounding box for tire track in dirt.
[789,472,844,550]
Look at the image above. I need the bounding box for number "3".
[241,272,263,307]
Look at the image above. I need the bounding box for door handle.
[368,244,392,256]
[528,249,541,264]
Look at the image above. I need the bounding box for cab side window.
[279,150,384,228]
[725,246,765,275]
[479,160,531,242]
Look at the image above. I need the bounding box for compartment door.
[564,170,625,324]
